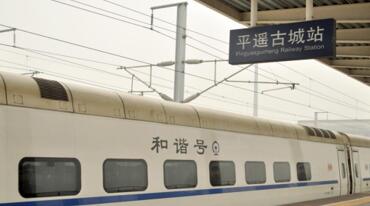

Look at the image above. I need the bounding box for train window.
[210,161,236,186]
[19,157,81,198]
[245,161,266,184]
[273,162,291,183]
[297,162,311,181]
[103,159,148,193]
[164,160,197,189]
[341,163,346,178]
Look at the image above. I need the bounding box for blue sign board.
[229,19,336,65]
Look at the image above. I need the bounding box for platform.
[284,193,370,206]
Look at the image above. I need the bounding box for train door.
[337,150,349,195]
[352,151,362,193]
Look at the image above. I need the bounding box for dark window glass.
[273,162,291,183]
[164,160,197,189]
[103,159,148,193]
[297,162,312,181]
[245,161,266,184]
[19,157,81,198]
[210,161,236,186]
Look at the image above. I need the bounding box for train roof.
[0,71,369,148]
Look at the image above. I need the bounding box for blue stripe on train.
[0,180,338,206]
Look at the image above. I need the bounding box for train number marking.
[151,137,219,155]
[151,136,168,153]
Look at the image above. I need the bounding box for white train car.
[0,71,369,206]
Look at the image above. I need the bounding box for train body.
[0,71,370,206]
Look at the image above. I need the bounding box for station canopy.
[195,0,370,86]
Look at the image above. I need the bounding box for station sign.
[229,19,336,65]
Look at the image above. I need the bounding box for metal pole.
[173,3,187,102]
[314,112,318,127]
[306,0,313,20]
[253,64,259,117]
[151,2,187,102]
[251,0,258,117]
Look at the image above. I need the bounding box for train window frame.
[297,162,312,181]
[103,159,148,193]
[273,162,291,183]
[164,160,197,189]
[209,160,236,187]
[245,161,267,184]
[19,157,81,198]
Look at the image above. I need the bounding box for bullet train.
[0,71,370,206]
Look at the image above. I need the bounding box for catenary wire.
[103,0,229,45]
[0,45,320,119]
[0,25,356,119]
[61,0,370,112]
[0,63,312,120]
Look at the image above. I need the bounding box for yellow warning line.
[324,196,370,206]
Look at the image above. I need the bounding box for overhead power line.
[0,23,149,65]
[0,45,329,120]
[0,23,358,119]
[0,62,130,92]
[48,0,370,116]
[43,1,281,82]
[49,0,228,59]
[0,64,312,120]
[277,62,370,108]
[257,65,370,114]
[102,0,229,45]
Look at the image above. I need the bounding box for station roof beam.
[239,3,370,24]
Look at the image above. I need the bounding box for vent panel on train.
[33,77,69,101]
[302,126,336,139]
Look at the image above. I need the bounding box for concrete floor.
[283,192,370,206]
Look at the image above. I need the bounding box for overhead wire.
[50,0,229,59]
[102,0,229,45]
[45,0,282,82]
[0,23,150,65]
[277,62,370,108]
[0,27,354,120]
[0,57,311,119]
[0,45,313,119]
[0,18,357,120]
[49,0,370,115]
[257,65,370,114]
[0,62,130,92]
[102,0,370,112]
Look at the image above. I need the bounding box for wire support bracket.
[225,79,299,94]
